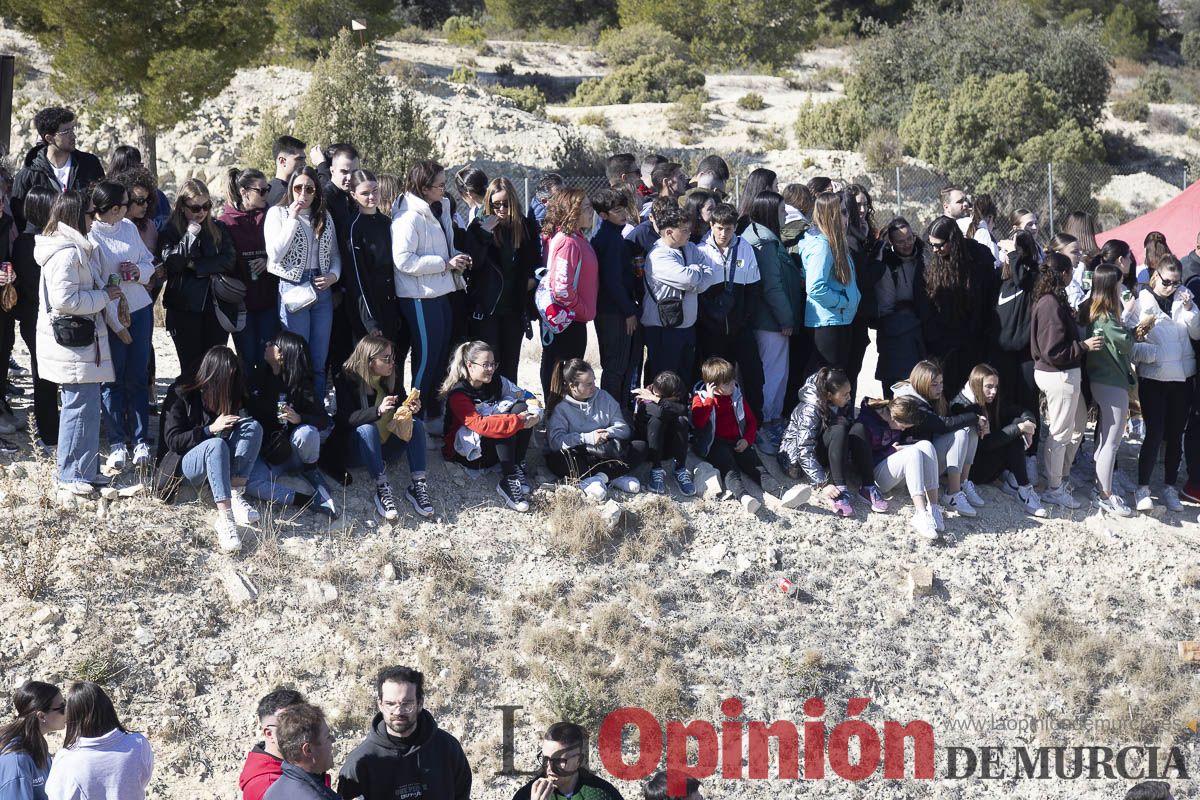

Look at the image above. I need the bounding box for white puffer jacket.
[391,192,459,300]
[1133,288,1200,382]
[34,225,115,385]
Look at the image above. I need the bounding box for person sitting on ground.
[244,331,337,518]
[0,681,65,800]
[779,367,874,516]
[240,688,327,800]
[326,334,433,521]
[262,703,339,800]
[156,346,263,553]
[633,370,695,497]
[45,682,153,800]
[951,364,1046,518]
[441,340,540,513]
[511,722,622,800]
[545,358,645,499]
[643,769,703,800]
[691,356,765,512]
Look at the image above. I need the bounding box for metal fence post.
[1185,165,1190,189]
[734,175,740,208]
[523,177,529,213]
[895,166,902,216]
[1046,162,1055,234]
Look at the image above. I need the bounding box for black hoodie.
[336,711,471,800]
[11,143,105,230]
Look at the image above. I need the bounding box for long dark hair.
[227,167,267,213]
[683,190,715,242]
[22,186,57,233]
[90,181,128,216]
[105,144,142,179]
[1004,230,1040,282]
[283,167,327,239]
[924,216,970,309]
[63,682,128,749]
[0,681,59,768]
[1034,252,1072,310]
[747,191,783,237]
[809,367,850,425]
[843,183,874,241]
[43,190,87,236]
[183,346,244,417]
[270,330,316,396]
[965,193,996,241]
[737,168,777,217]
[1091,239,1135,291]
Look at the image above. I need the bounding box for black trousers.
[783,330,810,418]
[643,325,697,388]
[845,317,871,402]
[451,429,533,476]
[545,439,646,480]
[972,434,1028,485]
[594,311,641,411]
[702,438,763,485]
[539,321,587,399]
[0,301,59,442]
[995,348,1040,450]
[1139,377,1189,486]
[778,422,874,487]
[696,324,764,424]
[640,409,690,468]
[808,323,853,375]
[165,308,228,381]
[469,310,525,384]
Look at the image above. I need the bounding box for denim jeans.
[233,307,280,377]
[102,305,153,448]
[245,425,323,504]
[58,382,103,484]
[180,418,263,503]
[349,420,427,480]
[279,277,334,400]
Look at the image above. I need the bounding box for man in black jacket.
[511,721,622,800]
[337,666,471,800]
[11,107,105,230]
[310,142,361,396]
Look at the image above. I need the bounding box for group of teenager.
[8,104,1199,548]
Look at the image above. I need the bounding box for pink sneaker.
[858,484,889,513]
[831,490,854,517]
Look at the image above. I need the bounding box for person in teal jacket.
[0,681,65,800]
[798,192,861,375]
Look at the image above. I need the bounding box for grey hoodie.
[546,389,630,450]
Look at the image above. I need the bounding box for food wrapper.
[0,283,16,312]
[387,389,422,442]
[116,295,131,329]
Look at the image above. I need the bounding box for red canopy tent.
[1097,181,1200,265]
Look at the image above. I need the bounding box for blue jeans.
[398,295,453,420]
[233,307,280,377]
[349,420,427,480]
[245,425,323,504]
[102,305,153,448]
[279,278,333,399]
[180,419,263,503]
[58,382,103,483]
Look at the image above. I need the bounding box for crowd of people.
[4,105,1199,547]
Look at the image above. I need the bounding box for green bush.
[266,0,401,59]
[861,127,902,172]
[747,125,788,151]
[449,65,478,83]
[489,85,547,115]
[1111,94,1150,122]
[494,61,515,77]
[1136,69,1171,102]
[571,54,704,105]
[577,111,609,127]
[1101,5,1149,60]
[666,89,709,133]
[736,92,766,111]
[597,22,688,65]
[443,15,486,46]
[485,0,616,30]
[849,0,1111,131]
[1184,30,1200,67]
[793,97,866,149]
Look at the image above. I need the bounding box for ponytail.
[439,340,494,399]
[226,167,267,212]
[546,358,592,415]
[810,367,850,424]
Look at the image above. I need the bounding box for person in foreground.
[44,682,153,800]
[511,722,622,800]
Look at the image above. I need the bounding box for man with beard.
[511,722,621,800]
[337,666,471,800]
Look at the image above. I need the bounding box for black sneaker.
[406,478,434,518]
[0,438,18,454]
[496,474,530,512]
[513,463,533,496]
[374,481,399,521]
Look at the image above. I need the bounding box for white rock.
[221,570,259,606]
[118,483,145,498]
[134,626,154,646]
[30,606,61,625]
[599,500,622,531]
[205,648,231,666]
[381,563,398,581]
[99,487,119,500]
[693,462,723,499]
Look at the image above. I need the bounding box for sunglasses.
[929,240,948,251]
[184,202,212,213]
[294,185,317,196]
[1160,279,1180,287]
[129,196,150,207]
[245,186,270,196]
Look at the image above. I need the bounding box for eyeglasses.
[294,185,317,196]
[430,182,447,190]
[469,360,497,370]
[382,700,419,712]
[929,240,948,251]
[47,704,66,714]
[129,196,150,207]
[184,202,212,213]
[372,353,396,363]
[539,753,581,770]
[245,186,270,196]
[491,201,510,209]
[54,127,76,138]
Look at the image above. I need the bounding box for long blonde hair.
[967,363,1000,430]
[439,340,495,399]
[907,359,947,415]
[342,334,395,394]
[484,177,526,250]
[813,192,851,287]
[167,179,223,247]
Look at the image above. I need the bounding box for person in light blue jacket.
[0,681,65,800]
[798,192,861,375]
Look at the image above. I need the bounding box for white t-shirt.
[51,157,72,190]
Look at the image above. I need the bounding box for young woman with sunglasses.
[220,167,278,375]
[0,681,65,799]
[266,166,341,401]
[44,682,153,800]
[159,179,236,378]
[87,180,155,471]
[343,169,399,345]
[1131,254,1200,513]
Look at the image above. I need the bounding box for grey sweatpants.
[873,440,939,498]
[932,427,979,477]
[1091,381,1129,496]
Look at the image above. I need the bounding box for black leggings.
[702,438,764,485]
[469,311,525,384]
[641,411,689,469]
[996,349,1040,450]
[540,321,587,399]
[971,434,1029,485]
[450,400,533,477]
[1138,377,1189,486]
[823,422,876,487]
[808,324,853,375]
[545,439,647,480]
[0,301,59,442]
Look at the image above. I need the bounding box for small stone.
[133,626,154,646]
[7,464,26,478]
[907,566,935,599]
[1179,641,1200,663]
[100,487,119,500]
[190,144,211,160]
[221,570,258,606]
[322,584,338,603]
[710,543,728,561]
[693,463,723,499]
[735,552,753,572]
[95,500,108,520]
[599,500,622,531]
[381,563,397,581]
[118,483,145,498]
[205,648,231,666]
[31,607,61,625]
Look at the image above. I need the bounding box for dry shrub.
[545,489,614,559]
[0,523,58,599]
[72,635,129,686]
[618,494,688,562]
[1149,109,1189,136]
[1181,564,1200,588]
[402,548,477,593]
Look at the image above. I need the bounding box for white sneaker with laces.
[579,475,608,502]
[214,512,241,553]
[132,441,152,468]
[105,445,129,472]
[910,508,939,539]
[230,490,259,524]
[961,480,986,507]
[1042,485,1081,509]
[1018,485,1048,518]
[944,491,977,517]
[1164,486,1184,512]
[1135,486,1156,513]
[609,474,641,494]
[1096,493,1134,518]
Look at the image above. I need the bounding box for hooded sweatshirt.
[336,711,470,800]
[546,389,631,451]
[889,381,979,443]
[44,728,153,800]
[0,741,50,800]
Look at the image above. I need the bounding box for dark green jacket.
[1085,312,1135,389]
[743,222,802,332]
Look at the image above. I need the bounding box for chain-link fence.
[447,162,1192,234]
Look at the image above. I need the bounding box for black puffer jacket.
[159,220,236,313]
[11,144,105,230]
[344,210,400,342]
[778,372,853,483]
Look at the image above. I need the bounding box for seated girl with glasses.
[327,334,434,522]
[440,340,540,513]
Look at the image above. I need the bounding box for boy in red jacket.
[691,357,765,512]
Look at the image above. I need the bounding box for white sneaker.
[609,474,641,494]
[230,490,259,524]
[1042,485,1081,509]
[944,491,977,517]
[105,445,129,472]
[780,483,813,509]
[132,441,151,468]
[214,512,241,553]
[1135,486,1156,513]
[1164,486,1184,512]
[579,475,608,502]
[931,503,945,532]
[59,480,96,497]
[1000,471,1021,499]
[311,484,339,518]
[961,480,986,507]
[740,494,762,514]
[1096,493,1134,518]
[910,508,939,539]
[1018,485,1048,518]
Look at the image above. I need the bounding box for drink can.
[776,576,796,596]
[119,261,134,280]
[277,393,288,420]
[107,274,121,287]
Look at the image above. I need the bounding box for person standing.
[11,107,105,230]
[220,167,278,376]
[798,192,860,377]
[266,136,307,207]
[262,704,340,800]
[337,666,470,800]
[343,170,400,346]
[240,688,315,800]
[538,188,599,397]
[510,722,622,800]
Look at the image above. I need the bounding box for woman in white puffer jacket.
[1129,254,1200,512]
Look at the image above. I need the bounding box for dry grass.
[1181,564,1200,589]
[402,548,477,593]
[618,494,689,562]
[545,489,615,559]
[72,636,130,686]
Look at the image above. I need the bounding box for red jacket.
[691,389,757,447]
[441,376,532,461]
[240,744,331,800]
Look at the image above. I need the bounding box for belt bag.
[42,274,96,348]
